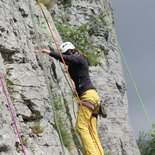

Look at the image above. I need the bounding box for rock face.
[0,0,140,155]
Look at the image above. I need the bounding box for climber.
[33,42,104,155]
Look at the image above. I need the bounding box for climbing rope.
[100,0,153,129]
[36,0,103,154]
[37,4,74,93]
[0,1,27,154]
[28,1,66,154]
[0,73,27,155]
[34,3,82,153]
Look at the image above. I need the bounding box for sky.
[111,0,155,137]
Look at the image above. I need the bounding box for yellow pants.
[76,89,104,155]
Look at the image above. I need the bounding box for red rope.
[0,73,27,155]
[37,1,103,154]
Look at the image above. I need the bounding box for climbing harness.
[36,0,103,154]
[100,0,153,130]
[0,73,27,155]
[82,100,107,118]
[82,101,95,110]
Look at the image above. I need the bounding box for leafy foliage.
[23,138,30,147]
[137,127,155,155]
[55,22,100,66]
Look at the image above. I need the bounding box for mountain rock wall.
[0,0,140,155]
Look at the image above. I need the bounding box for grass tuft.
[31,123,44,135]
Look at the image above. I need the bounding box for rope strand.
[37,1,103,154]
[0,73,27,155]
[28,1,66,154]
[100,0,153,128]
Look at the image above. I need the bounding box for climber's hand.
[33,50,41,53]
[48,45,54,52]
[41,49,51,54]
[33,49,50,54]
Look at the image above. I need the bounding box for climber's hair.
[70,49,87,57]
[71,49,90,65]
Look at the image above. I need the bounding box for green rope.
[100,0,153,129]
[28,1,66,154]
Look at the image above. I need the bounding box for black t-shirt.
[49,51,95,96]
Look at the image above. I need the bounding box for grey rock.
[51,0,140,155]
[0,0,140,155]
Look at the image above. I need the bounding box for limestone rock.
[0,0,140,155]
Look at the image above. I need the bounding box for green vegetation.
[52,97,73,149]
[23,138,30,147]
[31,123,44,135]
[55,22,100,66]
[137,126,155,155]
[39,0,55,10]
[53,98,62,111]
[55,13,112,66]
[57,116,72,149]
[39,0,72,9]
[5,75,14,86]
[4,75,15,99]
[58,0,72,6]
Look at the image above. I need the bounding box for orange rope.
[37,1,103,154]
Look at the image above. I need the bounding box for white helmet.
[59,42,75,53]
